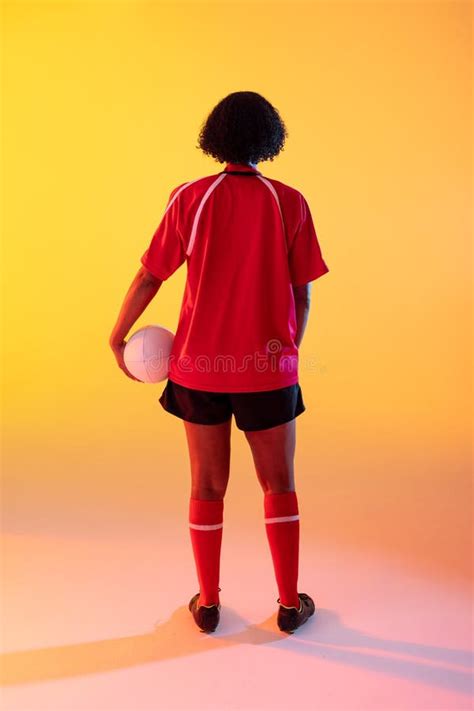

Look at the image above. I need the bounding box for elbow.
[139,266,163,288]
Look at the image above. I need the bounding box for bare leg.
[184,419,232,499]
[244,419,300,608]
[184,419,232,606]
[244,419,296,494]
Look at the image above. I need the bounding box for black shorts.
[158,379,306,431]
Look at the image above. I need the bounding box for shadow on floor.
[1,606,472,695]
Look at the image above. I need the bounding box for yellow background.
[2,0,471,593]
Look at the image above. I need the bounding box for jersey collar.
[223,162,262,175]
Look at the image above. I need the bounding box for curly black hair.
[196,91,288,165]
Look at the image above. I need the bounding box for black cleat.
[188,588,222,633]
[276,592,316,633]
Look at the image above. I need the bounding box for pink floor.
[1,522,472,711]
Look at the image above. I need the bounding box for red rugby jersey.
[140,162,329,392]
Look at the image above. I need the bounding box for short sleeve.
[140,186,186,281]
[288,193,329,286]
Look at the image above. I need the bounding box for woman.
[109,91,329,634]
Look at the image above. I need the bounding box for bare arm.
[109,266,163,344]
[292,282,312,348]
[109,266,163,380]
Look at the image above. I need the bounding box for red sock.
[189,498,224,606]
[264,491,300,609]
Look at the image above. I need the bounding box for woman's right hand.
[109,338,143,382]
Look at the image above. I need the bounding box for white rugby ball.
[124,325,174,383]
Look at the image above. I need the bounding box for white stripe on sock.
[189,522,223,531]
[264,515,299,524]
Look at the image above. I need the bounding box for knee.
[259,469,295,495]
[190,462,229,500]
[191,483,227,500]
[263,484,296,495]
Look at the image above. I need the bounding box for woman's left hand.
[109,339,143,382]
